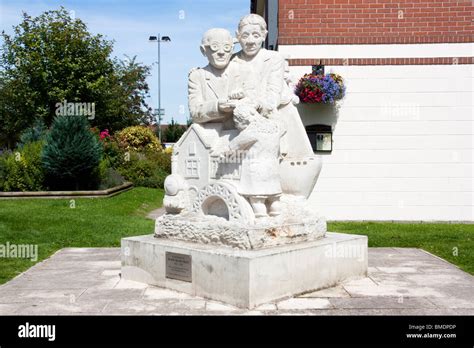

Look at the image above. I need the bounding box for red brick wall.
[278,0,474,44]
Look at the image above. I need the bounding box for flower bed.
[1,123,172,193]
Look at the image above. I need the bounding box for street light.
[149,34,171,142]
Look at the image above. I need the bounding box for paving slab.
[0,289,86,304]
[329,296,438,310]
[255,303,278,311]
[78,288,144,302]
[277,298,332,310]
[205,301,240,312]
[142,286,195,300]
[14,299,110,315]
[0,247,472,315]
[102,299,207,315]
[300,285,350,298]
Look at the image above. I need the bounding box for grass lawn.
[329,221,474,275]
[0,191,472,285]
[0,187,164,285]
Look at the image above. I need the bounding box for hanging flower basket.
[295,73,346,104]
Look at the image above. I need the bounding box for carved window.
[185,159,199,178]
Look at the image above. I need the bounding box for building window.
[306,125,333,153]
[185,159,199,178]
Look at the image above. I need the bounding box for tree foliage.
[0,7,153,148]
[163,118,187,143]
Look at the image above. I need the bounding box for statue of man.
[188,28,238,129]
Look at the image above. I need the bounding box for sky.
[0,0,250,124]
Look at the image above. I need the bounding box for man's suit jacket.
[188,65,233,124]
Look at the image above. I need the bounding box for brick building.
[251,0,473,221]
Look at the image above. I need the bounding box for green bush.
[116,125,162,152]
[117,150,170,188]
[98,158,125,189]
[135,172,167,188]
[1,141,45,192]
[42,115,102,190]
[102,137,125,169]
[145,149,172,174]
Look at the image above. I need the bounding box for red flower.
[99,129,110,141]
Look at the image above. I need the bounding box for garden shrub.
[135,171,168,188]
[96,126,171,189]
[117,150,170,189]
[42,115,103,190]
[102,136,125,170]
[2,141,45,192]
[98,158,125,189]
[145,149,172,174]
[116,126,162,152]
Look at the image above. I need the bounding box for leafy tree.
[111,55,154,129]
[42,115,103,190]
[163,118,187,143]
[0,76,32,149]
[0,7,152,148]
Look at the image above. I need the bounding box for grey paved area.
[0,247,473,315]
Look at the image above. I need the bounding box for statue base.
[121,232,368,309]
[155,212,327,250]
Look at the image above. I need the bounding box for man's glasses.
[207,42,233,53]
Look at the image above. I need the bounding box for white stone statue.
[122,14,367,310]
[157,14,326,249]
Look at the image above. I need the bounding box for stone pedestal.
[121,232,368,309]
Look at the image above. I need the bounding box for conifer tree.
[42,115,102,190]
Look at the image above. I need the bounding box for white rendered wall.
[284,59,473,221]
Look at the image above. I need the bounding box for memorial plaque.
[165,252,192,282]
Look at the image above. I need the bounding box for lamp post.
[149,34,171,142]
